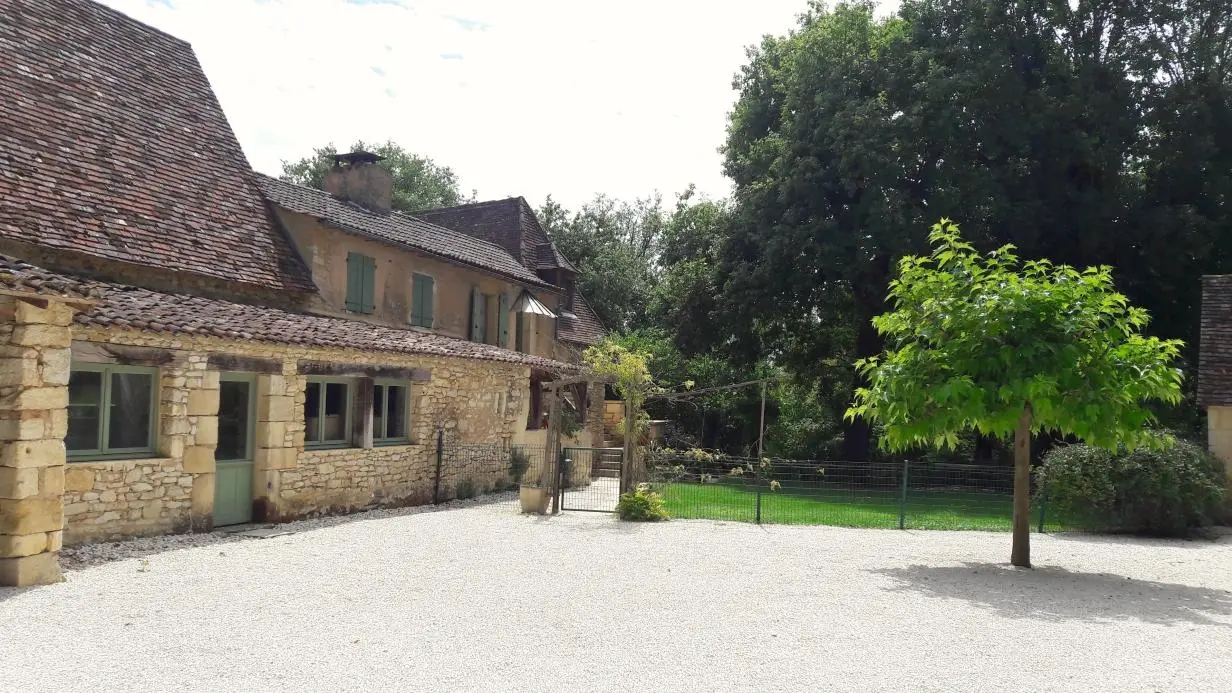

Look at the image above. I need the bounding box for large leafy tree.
[849,221,1184,567]
[279,140,470,213]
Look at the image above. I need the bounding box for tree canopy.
[848,220,1185,565]
[279,140,470,213]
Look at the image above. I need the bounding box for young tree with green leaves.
[848,220,1184,567]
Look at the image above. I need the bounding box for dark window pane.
[373,384,386,439]
[305,381,321,442]
[67,370,103,451]
[108,372,152,450]
[322,383,348,441]
[387,386,406,439]
[217,381,251,461]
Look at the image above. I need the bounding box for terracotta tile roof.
[1199,275,1232,406]
[557,293,607,346]
[0,0,314,294]
[0,254,574,371]
[414,197,578,273]
[0,256,102,301]
[253,174,552,289]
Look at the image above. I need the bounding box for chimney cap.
[332,150,385,167]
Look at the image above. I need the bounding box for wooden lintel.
[297,360,431,382]
[207,354,283,374]
[71,341,177,367]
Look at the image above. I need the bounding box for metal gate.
[558,447,623,512]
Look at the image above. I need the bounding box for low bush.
[616,484,670,522]
[509,448,531,485]
[1037,440,1227,537]
[455,478,477,500]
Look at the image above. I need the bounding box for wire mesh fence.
[648,453,1076,532]
[559,447,622,512]
[435,437,546,503]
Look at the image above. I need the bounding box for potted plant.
[512,448,550,514]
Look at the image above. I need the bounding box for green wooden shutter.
[345,252,362,312]
[498,292,510,348]
[360,255,376,313]
[423,276,435,326]
[469,286,482,341]
[411,274,434,327]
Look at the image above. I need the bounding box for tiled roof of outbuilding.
[0,254,574,371]
[1199,275,1232,407]
[254,175,552,289]
[557,294,607,346]
[0,0,315,294]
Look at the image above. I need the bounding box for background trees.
[280,140,470,213]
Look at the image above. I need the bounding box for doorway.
[214,374,255,526]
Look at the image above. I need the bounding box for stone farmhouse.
[0,0,605,585]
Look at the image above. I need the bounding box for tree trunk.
[1011,403,1033,568]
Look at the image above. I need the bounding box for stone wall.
[62,459,193,544]
[0,296,74,586]
[1207,406,1232,498]
[64,325,549,534]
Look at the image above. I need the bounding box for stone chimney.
[324,151,392,214]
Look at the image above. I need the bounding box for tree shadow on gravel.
[872,562,1232,626]
[1044,528,1231,550]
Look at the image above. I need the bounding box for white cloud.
[98,0,838,209]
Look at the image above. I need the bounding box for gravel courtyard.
[2,496,1230,692]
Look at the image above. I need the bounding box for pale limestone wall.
[65,325,545,533]
[1207,406,1232,497]
[0,297,74,586]
[62,459,193,544]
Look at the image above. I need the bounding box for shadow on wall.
[871,562,1232,627]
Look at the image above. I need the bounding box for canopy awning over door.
[512,290,557,318]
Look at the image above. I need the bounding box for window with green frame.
[67,364,158,459]
[345,251,376,314]
[372,381,410,443]
[305,378,353,447]
[410,273,434,328]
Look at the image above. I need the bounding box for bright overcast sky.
[94,0,847,210]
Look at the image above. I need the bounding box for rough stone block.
[182,446,215,474]
[40,466,64,497]
[255,421,287,449]
[46,408,67,439]
[0,498,63,534]
[190,473,214,515]
[12,386,68,410]
[0,412,46,441]
[187,389,219,417]
[64,467,95,493]
[39,348,72,386]
[194,415,218,446]
[1209,406,1232,431]
[202,370,220,391]
[0,357,40,388]
[0,532,48,557]
[255,447,298,471]
[258,395,295,423]
[0,466,39,499]
[142,499,164,520]
[0,552,61,587]
[47,530,62,552]
[0,439,66,468]
[14,300,75,327]
[10,324,72,348]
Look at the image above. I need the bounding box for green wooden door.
[214,376,255,526]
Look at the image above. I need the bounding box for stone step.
[591,469,621,478]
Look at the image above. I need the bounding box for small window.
[373,381,410,443]
[345,252,376,314]
[305,378,353,447]
[410,273,435,328]
[67,365,157,459]
[526,377,546,430]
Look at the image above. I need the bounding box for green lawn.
[655,482,1071,532]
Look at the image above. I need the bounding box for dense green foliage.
[616,484,670,522]
[848,220,1185,450]
[280,140,470,213]
[509,448,531,485]
[1038,441,1228,536]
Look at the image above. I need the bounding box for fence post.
[433,429,444,505]
[899,459,909,530]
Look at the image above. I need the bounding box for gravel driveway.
[3,496,1230,692]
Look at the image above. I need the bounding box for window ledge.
[68,455,173,466]
[374,440,419,448]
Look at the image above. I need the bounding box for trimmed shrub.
[509,448,531,485]
[616,484,670,522]
[1037,440,1227,537]
[455,478,477,500]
